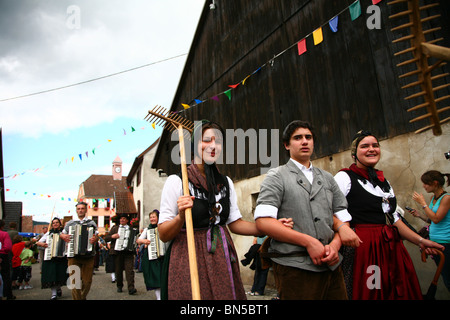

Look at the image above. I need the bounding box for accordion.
[147,228,166,260]
[44,233,66,260]
[114,226,138,252]
[67,224,95,257]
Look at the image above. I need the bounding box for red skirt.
[352,224,423,300]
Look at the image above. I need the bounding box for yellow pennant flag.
[313,27,323,45]
[152,122,156,129]
[182,103,190,109]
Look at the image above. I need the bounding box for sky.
[0,0,205,222]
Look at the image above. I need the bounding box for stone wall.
[232,123,450,299]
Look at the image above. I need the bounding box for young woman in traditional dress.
[36,218,68,300]
[158,120,291,300]
[334,130,444,300]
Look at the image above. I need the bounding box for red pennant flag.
[228,83,239,89]
[297,39,307,55]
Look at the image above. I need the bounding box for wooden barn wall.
[152,0,450,181]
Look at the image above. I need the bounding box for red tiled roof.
[115,191,137,215]
[82,175,128,198]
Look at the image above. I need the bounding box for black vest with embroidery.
[345,170,397,225]
[179,174,231,229]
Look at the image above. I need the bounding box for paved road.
[11,260,278,301]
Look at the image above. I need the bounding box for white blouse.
[159,174,243,226]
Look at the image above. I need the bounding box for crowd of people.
[0,119,448,301]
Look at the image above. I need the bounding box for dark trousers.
[0,253,13,299]
[272,262,348,300]
[114,252,135,291]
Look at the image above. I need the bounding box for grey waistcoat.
[256,160,348,272]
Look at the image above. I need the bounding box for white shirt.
[254,159,352,222]
[159,174,242,226]
[334,170,401,222]
[62,216,99,235]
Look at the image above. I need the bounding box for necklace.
[432,190,446,205]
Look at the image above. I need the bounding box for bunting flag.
[329,16,339,33]
[350,1,362,21]
[313,27,323,45]
[224,89,232,100]
[297,39,307,55]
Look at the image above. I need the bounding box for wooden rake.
[144,105,201,300]
[388,0,450,135]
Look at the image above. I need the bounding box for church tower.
[112,156,123,180]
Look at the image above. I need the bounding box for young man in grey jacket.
[255,120,351,300]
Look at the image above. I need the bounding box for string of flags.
[5,188,78,202]
[1,125,155,180]
[176,0,381,113]
[2,0,383,181]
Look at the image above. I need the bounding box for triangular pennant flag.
[297,38,307,55]
[92,148,96,155]
[182,103,190,109]
[372,0,382,4]
[123,129,126,135]
[107,139,112,142]
[329,16,338,33]
[194,99,203,104]
[228,83,239,89]
[58,161,61,167]
[71,156,74,162]
[313,28,323,45]
[224,89,232,101]
[131,126,135,132]
[211,96,219,101]
[349,1,361,21]
[85,151,89,158]
[151,122,156,129]
[79,154,82,161]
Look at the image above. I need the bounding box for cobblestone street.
[11,260,278,301]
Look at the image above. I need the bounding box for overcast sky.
[1,0,205,221]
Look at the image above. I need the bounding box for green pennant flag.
[224,89,232,101]
[131,126,136,132]
[92,148,96,155]
[349,1,361,21]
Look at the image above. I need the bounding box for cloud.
[0,0,204,138]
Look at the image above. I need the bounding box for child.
[18,241,34,290]
[11,235,25,289]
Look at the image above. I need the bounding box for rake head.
[144,105,194,134]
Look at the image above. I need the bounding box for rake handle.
[178,124,201,300]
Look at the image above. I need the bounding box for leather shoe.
[129,288,137,295]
